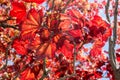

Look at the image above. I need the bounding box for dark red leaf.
[116,53,120,62]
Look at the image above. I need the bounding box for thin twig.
[105,0,110,22]
[73,42,77,74]
[113,0,118,47]
[0,36,17,71]
[112,0,119,69]
[59,74,76,80]
[61,0,72,13]
[105,0,116,70]
[106,0,119,73]
[13,62,29,80]
[0,22,18,29]
[40,58,50,80]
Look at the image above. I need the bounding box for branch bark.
[0,22,18,29]
[40,58,50,80]
[106,0,120,80]
[0,36,17,71]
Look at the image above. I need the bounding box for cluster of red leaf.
[0,0,115,80]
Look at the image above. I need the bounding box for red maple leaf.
[116,53,120,62]
[90,47,102,57]
[68,29,82,38]
[0,42,5,52]
[20,9,43,40]
[10,1,26,23]
[102,28,112,41]
[88,15,110,38]
[36,42,56,58]
[23,0,45,4]
[58,40,74,58]
[12,39,29,55]
[91,15,110,28]
[20,68,35,80]
[67,9,82,19]
[116,48,120,52]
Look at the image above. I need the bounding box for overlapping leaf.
[20,9,42,40]
[13,38,29,55]
[10,2,26,23]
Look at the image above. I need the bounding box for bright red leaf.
[23,0,45,4]
[20,68,35,80]
[90,47,102,57]
[116,53,120,62]
[58,40,74,58]
[68,29,82,38]
[10,2,26,23]
[91,15,110,28]
[13,39,29,55]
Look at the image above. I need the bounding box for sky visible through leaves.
[0,0,120,80]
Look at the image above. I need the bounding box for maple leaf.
[116,48,120,52]
[20,9,43,40]
[94,71,102,78]
[90,47,102,57]
[10,1,26,23]
[88,15,110,38]
[36,42,56,58]
[23,0,45,4]
[58,40,74,58]
[91,15,110,28]
[67,9,82,19]
[0,42,5,52]
[20,68,35,80]
[59,20,71,31]
[12,39,29,55]
[102,28,112,41]
[67,9,86,28]
[68,29,82,38]
[116,53,120,62]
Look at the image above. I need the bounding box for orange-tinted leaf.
[21,9,42,40]
[60,14,70,20]
[67,9,82,19]
[37,43,56,58]
[20,68,35,80]
[59,20,71,31]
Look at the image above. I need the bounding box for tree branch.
[61,0,72,13]
[113,0,118,47]
[106,0,120,79]
[105,0,116,73]
[105,0,110,22]
[59,74,76,80]
[0,36,17,71]
[0,22,18,29]
[39,58,50,80]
